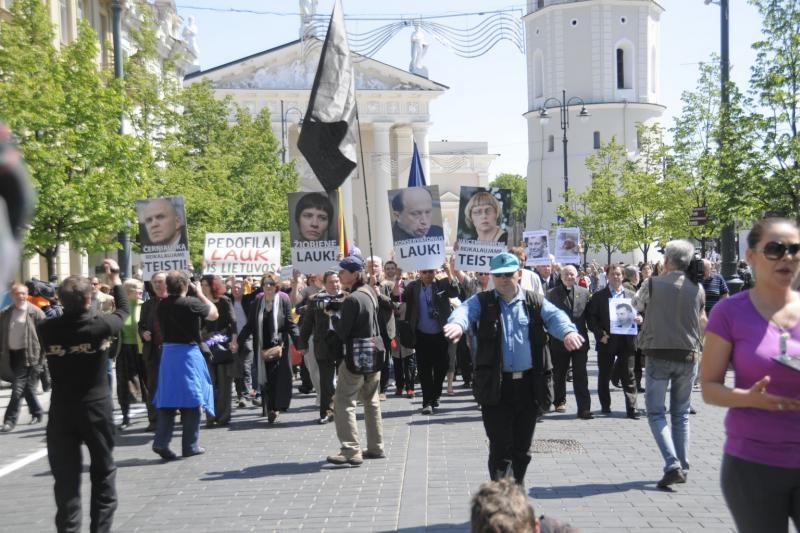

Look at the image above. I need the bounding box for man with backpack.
[326,255,387,466]
[444,252,584,486]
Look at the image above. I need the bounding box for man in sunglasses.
[444,252,583,486]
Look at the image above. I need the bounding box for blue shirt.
[609,286,625,299]
[416,285,443,334]
[448,287,577,372]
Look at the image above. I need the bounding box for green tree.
[0,0,138,276]
[159,82,297,267]
[491,173,527,221]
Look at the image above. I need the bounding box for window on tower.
[616,48,625,89]
[593,131,601,149]
[547,187,552,203]
[547,135,555,152]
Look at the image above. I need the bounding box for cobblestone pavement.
[0,354,760,533]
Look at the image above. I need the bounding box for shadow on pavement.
[408,415,482,426]
[201,460,325,480]
[115,434,154,447]
[392,522,469,532]
[531,480,658,498]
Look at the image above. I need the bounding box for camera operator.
[298,270,343,424]
[37,259,129,533]
[326,256,385,466]
[634,240,707,490]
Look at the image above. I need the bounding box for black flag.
[297,0,357,193]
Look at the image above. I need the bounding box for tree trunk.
[606,246,612,266]
[642,244,649,264]
[43,245,59,280]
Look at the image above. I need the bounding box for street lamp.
[539,90,590,203]
[111,0,131,279]
[280,100,304,164]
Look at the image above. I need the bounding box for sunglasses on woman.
[759,241,800,260]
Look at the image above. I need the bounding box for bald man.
[140,198,184,247]
[391,188,444,240]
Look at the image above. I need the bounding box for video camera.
[314,294,344,312]
[685,255,705,284]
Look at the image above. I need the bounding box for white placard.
[609,298,638,336]
[203,232,281,276]
[523,230,550,266]
[454,241,507,272]
[555,227,582,265]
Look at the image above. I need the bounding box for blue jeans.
[153,407,201,455]
[645,357,697,473]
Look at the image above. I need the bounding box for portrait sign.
[454,186,511,272]
[609,298,638,336]
[387,185,446,271]
[288,191,340,275]
[203,232,281,276]
[136,196,190,281]
[523,230,550,267]
[555,227,582,265]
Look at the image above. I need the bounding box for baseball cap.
[489,252,520,274]
[339,255,365,273]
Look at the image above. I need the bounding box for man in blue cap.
[444,252,584,486]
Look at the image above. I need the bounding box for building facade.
[524,0,665,263]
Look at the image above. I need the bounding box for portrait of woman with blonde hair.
[462,190,508,243]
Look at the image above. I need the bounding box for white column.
[371,122,393,259]
[412,122,431,185]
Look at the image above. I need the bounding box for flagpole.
[354,105,376,262]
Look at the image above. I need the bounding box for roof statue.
[410,22,429,78]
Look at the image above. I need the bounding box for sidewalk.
[0,359,740,532]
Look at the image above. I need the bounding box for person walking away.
[151,271,218,459]
[701,217,800,531]
[37,259,129,532]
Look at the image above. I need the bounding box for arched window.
[614,40,635,91]
[616,49,625,89]
[533,50,545,99]
[546,187,552,203]
[547,135,555,152]
[650,46,658,93]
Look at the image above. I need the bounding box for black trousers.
[597,338,637,412]
[456,336,473,386]
[613,349,645,387]
[47,398,117,533]
[3,349,43,425]
[415,331,449,407]
[481,371,538,485]
[551,342,590,413]
[392,353,416,392]
[235,339,254,397]
[209,362,234,424]
[115,344,144,419]
[143,345,161,423]
[317,358,337,419]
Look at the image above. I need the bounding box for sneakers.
[406,389,415,399]
[237,399,246,408]
[554,404,567,413]
[1,422,14,433]
[363,450,386,459]
[30,413,43,425]
[421,405,433,415]
[183,447,206,458]
[326,453,363,466]
[378,393,387,401]
[657,468,687,489]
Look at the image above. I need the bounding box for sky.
[176,0,764,180]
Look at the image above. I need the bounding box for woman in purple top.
[701,217,800,533]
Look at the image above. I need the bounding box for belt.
[502,369,532,380]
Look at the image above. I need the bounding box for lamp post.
[705,0,743,292]
[111,0,131,280]
[280,100,304,164]
[539,89,590,204]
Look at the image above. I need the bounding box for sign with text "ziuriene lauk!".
[203,232,281,276]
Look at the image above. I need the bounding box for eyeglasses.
[477,272,489,276]
[263,282,277,287]
[493,272,515,278]
[759,241,800,260]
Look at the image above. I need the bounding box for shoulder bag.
[344,286,385,375]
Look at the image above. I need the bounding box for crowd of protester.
[1,219,799,533]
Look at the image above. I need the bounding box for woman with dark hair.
[463,190,507,243]
[152,271,218,460]
[202,275,238,427]
[701,217,800,532]
[295,192,334,242]
[239,273,299,423]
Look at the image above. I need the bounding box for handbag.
[344,287,385,375]
[260,345,283,363]
[210,343,234,365]
[396,320,416,349]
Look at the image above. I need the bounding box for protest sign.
[136,196,190,280]
[289,191,340,275]
[204,232,280,276]
[609,298,638,336]
[454,186,511,272]
[523,230,550,267]
[555,227,582,265]
[388,185,446,271]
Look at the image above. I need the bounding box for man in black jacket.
[546,265,593,419]
[138,271,167,430]
[402,263,459,414]
[327,256,385,466]
[38,259,129,533]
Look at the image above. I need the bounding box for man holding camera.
[327,256,385,466]
[634,240,706,489]
[299,270,343,424]
[37,259,129,533]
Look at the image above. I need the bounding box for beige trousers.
[333,361,383,458]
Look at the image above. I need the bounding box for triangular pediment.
[185,39,447,92]
[440,191,461,202]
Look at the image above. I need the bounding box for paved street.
[0,355,746,533]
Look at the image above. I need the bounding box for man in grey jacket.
[634,240,706,490]
[1,283,46,432]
